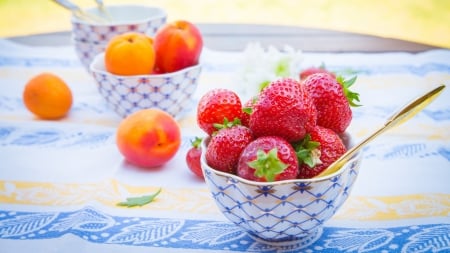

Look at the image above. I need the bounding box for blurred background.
[0,0,449,48]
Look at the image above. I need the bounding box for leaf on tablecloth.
[117,188,161,207]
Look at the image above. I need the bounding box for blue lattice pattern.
[202,151,362,242]
[71,6,167,44]
[73,39,107,70]
[72,19,166,43]
[90,56,201,118]
[71,5,167,70]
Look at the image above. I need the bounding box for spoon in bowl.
[317,84,446,178]
[52,0,109,24]
[93,0,112,21]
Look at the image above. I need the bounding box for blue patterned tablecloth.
[0,39,449,253]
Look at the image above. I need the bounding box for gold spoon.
[94,0,112,21]
[52,0,109,24]
[317,84,446,178]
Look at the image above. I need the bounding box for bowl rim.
[71,4,167,26]
[89,52,202,78]
[200,135,362,186]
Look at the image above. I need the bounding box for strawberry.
[186,137,204,179]
[205,125,253,174]
[293,125,347,179]
[299,65,335,81]
[237,136,299,182]
[197,89,242,135]
[249,78,317,142]
[302,73,359,134]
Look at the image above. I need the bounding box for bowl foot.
[247,227,322,249]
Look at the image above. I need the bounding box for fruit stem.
[247,148,288,182]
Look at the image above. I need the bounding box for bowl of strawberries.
[197,74,362,244]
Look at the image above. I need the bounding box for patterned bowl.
[89,52,201,119]
[200,134,362,245]
[71,5,167,44]
[71,5,166,70]
[73,38,107,71]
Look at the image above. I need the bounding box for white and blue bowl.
[71,5,167,44]
[89,52,201,118]
[72,5,167,70]
[200,134,362,245]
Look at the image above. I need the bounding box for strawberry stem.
[292,134,322,168]
[337,75,361,107]
[190,137,203,148]
[213,117,242,131]
[247,148,288,182]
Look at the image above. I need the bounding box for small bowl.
[73,38,107,71]
[71,5,167,44]
[200,134,362,245]
[89,52,201,119]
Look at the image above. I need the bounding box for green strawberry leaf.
[242,106,253,115]
[117,188,162,208]
[248,148,288,182]
[190,137,203,148]
[242,96,258,115]
[337,75,361,107]
[213,117,242,131]
[292,134,321,168]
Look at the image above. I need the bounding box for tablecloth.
[0,38,449,253]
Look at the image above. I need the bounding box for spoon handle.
[317,84,446,178]
[52,0,108,23]
[93,0,112,21]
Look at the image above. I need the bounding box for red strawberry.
[302,73,359,134]
[299,66,335,81]
[293,126,347,179]
[186,137,204,179]
[205,125,253,174]
[197,89,242,135]
[237,136,299,182]
[249,78,317,142]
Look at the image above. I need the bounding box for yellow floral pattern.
[1,180,448,220]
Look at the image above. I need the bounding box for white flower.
[235,42,303,101]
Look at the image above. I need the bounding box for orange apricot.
[22,72,73,120]
[116,108,181,168]
[105,32,155,75]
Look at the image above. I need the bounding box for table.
[1,24,449,253]
[8,23,439,52]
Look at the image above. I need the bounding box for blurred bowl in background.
[71,5,166,70]
[71,5,166,43]
[73,38,106,71]
[89,52,201,119]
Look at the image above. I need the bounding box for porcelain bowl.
[71,5,167,44]
[73,38,106,71]
[71,5,166,70]
[89,52,201,118]
[200,134,362,244]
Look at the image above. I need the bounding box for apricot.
[116,108,181,168]
[105,32,155,75]
[23,72,73,120]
